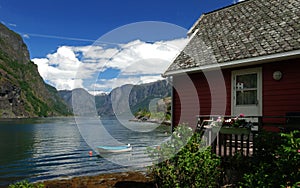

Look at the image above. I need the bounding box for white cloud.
[233,0,245,3]
[8,23,16,27]
[92,75,164,92]
[105,38,188,75]
[23,34,30,39]
[32,46,85,90]
[46,46,81,70]
[32,37,188,92]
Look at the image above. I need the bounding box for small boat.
[96,144,132,153]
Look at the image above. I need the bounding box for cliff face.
[0,23,71,118]
[59,88,97,116]
[0,24,30,65]
[59,80,171,117]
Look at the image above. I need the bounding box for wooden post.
[224,134,227,157]
[241,134,244,155]
[229,135,232,157]
[246,135,250,156]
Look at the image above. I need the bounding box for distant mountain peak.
[59,79,171,117]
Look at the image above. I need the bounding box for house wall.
[172,74,201,129]
[262,58,300,123]
[172,70,231,128]
[172,57,300,128]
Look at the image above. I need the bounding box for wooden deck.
[196,114,300,157]
[201,128,256,157]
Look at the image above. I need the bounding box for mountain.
[97,80,171,117]
[0,23,71,118]
[59,80,171,117]
[59,88,97,116]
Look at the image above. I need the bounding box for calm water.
[0,117,170,187]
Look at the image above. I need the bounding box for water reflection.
[0,120,35,165]
[0,117,170,187]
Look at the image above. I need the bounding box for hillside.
[0,23,71,118]
[59,88,97,116]
[59,80,171,117]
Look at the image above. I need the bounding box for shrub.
[148,124,221,188]
[8,180,44,188]
[239,130,300,187]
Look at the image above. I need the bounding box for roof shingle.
[164,0,300,75]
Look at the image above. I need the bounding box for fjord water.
[0,117,170,187]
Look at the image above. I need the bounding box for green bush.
[8,180,44,188]
[148,124,221,188]
[239,130,300,187]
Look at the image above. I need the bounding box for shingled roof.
[164,0,300,76]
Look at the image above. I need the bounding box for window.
[235,73,257,105]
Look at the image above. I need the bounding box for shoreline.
[129,118,171,126]
[40,171,154,188]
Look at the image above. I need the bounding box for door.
[232,68,262,117]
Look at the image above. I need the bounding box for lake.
[0,117,171,187]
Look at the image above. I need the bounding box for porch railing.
[196,115,300,158]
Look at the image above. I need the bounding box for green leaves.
[147,124,221,188]
[8,180,44,188]
[240,130,300,187]
[148,126,300,187]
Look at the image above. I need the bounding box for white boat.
[96,144,132,153]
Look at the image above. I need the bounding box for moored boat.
[96,144,132,153]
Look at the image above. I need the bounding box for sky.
[0,0,244,94]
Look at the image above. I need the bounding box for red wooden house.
[163,0,300,130]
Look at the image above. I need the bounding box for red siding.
[172,57,300,127]
[263,58,300,123]
[223,69,232,115]
[173,70,231,128]
[172,74,201,129]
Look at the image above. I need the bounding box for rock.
[42,171,154,188]
[0,23,71,118]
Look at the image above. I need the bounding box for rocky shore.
[41,171,154,188]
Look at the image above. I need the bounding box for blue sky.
[0,0,243,93]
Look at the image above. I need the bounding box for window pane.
[236,73,257,89]
[236,90,257,105]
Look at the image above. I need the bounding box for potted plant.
[213,114,251,135]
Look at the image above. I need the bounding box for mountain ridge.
[0,23,71,118]
[59,80,171,117]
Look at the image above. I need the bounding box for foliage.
[0,43,71,117]
[131,97,156,115]
[45,84,72,116]
[213,114,252,128]
[165,102,171,121]
[134,108,151,119]
[19,81,50,117]
[8,180,44,188]
[148,124,221,188]
[239,130,300,187]
[220,151,253,185]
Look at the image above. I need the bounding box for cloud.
[32,38,189,93]
[233,0,245,3]
[93,75,164,91]
[22,33,95,42]
[23,34,30,39]
[32,46,85,90]
[103,38,188,74]
[8,23,16,27]
[0,21,17,27]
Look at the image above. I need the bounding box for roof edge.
[187,1,250,37]
[187,14,205,37]
[163,49,300,77]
